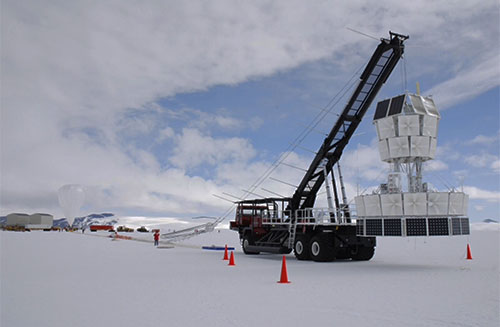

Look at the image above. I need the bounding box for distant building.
[27,213,53,229]
[6,213,53,230]
[6,213,31,226]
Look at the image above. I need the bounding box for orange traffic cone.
[228,251,236,266]
[277,255,290,284]
[466,243,473,260]
[223,244,229,260]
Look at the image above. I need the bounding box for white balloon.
[58,184,85,227]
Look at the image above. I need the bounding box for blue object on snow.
[202,246,235,251]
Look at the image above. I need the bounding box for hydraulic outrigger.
[230,32,409,261]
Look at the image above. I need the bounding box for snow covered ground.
[1,225,499,327]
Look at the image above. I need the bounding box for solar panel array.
[373,94,405,120]
[460,218,470,235]
[374,99,391,120]
[373,93,441,121]
[388,95,405,116]
[356,219,364,236]
[366,219,383,236]
[428,218,449,236]
[384,219,403,236]
[451,218,462,235]
[357,217,470,237]
[406,218,427,236]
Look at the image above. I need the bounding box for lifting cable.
[349,166,390,199]
[241,63,365,196]
[400,55,408,93]
[215,59,371,223]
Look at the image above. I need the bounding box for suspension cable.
[215,60,369,223]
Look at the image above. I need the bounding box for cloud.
[435,144,461,161]
[214,150,312,200]
[464,153,499,168]
[169,128,257,169]
[474,205,484,211]
[161,107,244,131]
[425,160,448,172]
[465,132,500,146]
[1,0,499,217]
[249,117,265,131]
[463,186,500,202]
[491,160,500,174]
[424,54,500,110]
[156,127,175,143]
[341,139,388,182]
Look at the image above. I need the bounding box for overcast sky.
[1,0,499,221]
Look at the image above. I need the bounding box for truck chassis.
[230,199,376,261]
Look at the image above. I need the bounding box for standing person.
[154,230,160,246]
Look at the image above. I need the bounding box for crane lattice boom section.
[291,32,408,212]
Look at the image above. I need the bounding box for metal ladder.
[287,216,298,249]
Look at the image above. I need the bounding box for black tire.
[294,235,311,260]
[351,246,375,261]
[310,235,336,262]
[242,234,260,255]
[335,248,351,260]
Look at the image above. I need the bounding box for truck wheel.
[242,235,260,255]
[335,248,351,260]
[294,235,311,260]
[310,235,335,262]
[351,246,375,261]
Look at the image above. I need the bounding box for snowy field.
[1,225,499,327]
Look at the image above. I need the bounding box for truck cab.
[231,199,284,233]
[230,198,292,254]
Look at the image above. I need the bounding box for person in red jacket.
[153,230,160,246]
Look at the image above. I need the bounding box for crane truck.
[230,32,408,261]
[229,31,470,262]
